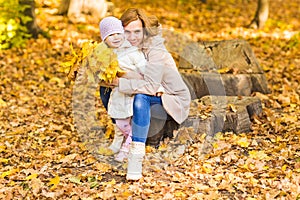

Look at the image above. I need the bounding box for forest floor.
[0,0,300,199]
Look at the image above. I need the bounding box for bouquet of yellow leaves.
[61,40,124,84]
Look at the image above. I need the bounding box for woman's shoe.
[126,142,145,180]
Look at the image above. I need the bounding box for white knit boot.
[126,142,145,180]
[108,124,124,153]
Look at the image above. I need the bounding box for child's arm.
[121,70,144,80]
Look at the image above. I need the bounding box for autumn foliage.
[0,0,299,199]
[61,41,123,83]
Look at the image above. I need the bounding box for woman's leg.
[127,94,165,180]
[131,94,164,143]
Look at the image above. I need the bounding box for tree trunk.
[62,0,108,23]
[19,0,41,38]
[67,0,84,20]
[248,0,269,29]
[58,0,71,15]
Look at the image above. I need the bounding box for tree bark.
[58,0,71,15]
[59,0,108,23]
[19,0,41,38]
[248,0,269,29]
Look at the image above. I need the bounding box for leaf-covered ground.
[0,0,300,199]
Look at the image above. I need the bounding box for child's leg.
[115,118,132,162]
[115,118,131,138]
[123,130,132,148]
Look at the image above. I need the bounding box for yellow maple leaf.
[0,158,8,164]
[145,145,155,153]
[217,67,232,74]
[174,191,186,197]
[95,162,112,172]
[26,173,38,180]
[249,150,269,160]
[122,190,133,198]
[105,124,114,139]
[62,40,124,84]
[236,136,250,147]
[281,164,287,171]
[98,147,114,156]
[228,104,238,112]
[1,168,19,178]
[48,175,60,190]
[0,98,7,107]
[68,176,81,184]
[202,163,213,173]
[158,143,168,151]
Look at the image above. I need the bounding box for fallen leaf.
[68,176,81,184]
[48,175,60,190]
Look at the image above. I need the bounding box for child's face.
[104,33,124,48]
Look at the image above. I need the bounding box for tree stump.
[179,39,270,98]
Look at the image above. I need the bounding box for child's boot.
[114,134,132,162]
[108,124,124,153]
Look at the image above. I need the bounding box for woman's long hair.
[120,8,159,38]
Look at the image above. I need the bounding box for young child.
[99,16,146,162]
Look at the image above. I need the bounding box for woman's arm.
[118,37,167,95]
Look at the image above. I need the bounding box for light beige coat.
[108,40,146,119]
[118,35,191,124]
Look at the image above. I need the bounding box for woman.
[102,8,191,180]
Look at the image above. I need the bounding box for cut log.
[179,39,264,73]
[178,39,270,98]
[179,95,263,138]
[145,96,263,147]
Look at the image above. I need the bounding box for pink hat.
[99,16,124,41]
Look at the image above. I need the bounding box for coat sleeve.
[118,37,167,95]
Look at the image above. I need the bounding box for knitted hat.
[99,16,124,41]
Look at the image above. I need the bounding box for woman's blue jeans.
[132,94,167,143]
[100,87,168,143]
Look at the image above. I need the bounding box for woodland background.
[0,0,300,199]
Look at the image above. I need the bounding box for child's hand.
[99,80,112,87]
[109,77,119,87]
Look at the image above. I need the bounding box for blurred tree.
[58,0,71,15]
[19,0,41,38]
[58,0,111,23]
[0,0,41,49]
[248,0,269,29]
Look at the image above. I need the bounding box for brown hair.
[120,8,159,37]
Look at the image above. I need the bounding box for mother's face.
[124,19,144,47]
